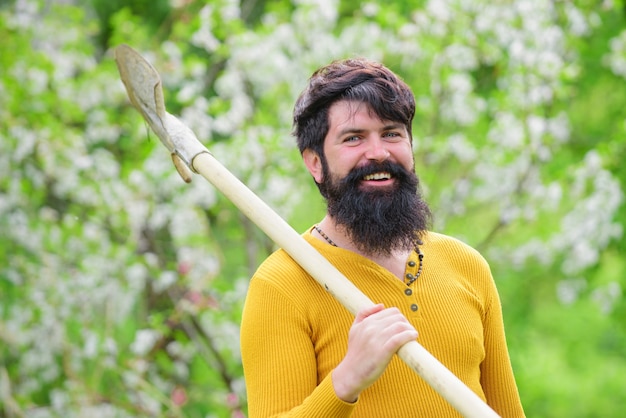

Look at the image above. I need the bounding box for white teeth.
[363,172,391,181]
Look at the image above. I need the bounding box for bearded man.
[240,58,525,417]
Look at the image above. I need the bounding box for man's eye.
[384,132,400,138]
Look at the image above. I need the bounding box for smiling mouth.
[363,172,392,181]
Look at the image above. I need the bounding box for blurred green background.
[1,0,625,416]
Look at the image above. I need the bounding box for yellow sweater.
[241,229,525,417]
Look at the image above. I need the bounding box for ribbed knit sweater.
[241,229,525,417]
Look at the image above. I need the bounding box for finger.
[354,303,385,323]
[366,307,409,325]
[377,318,417,338]
[383,328,419,352]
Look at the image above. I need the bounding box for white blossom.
[604,29,626,78]
[591,282,622,314]
[557,278,587,305]
[130,329,162,356]
[191,5,221,52]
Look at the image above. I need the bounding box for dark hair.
[292,58,416,157]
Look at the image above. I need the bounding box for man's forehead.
[328,100,396,127]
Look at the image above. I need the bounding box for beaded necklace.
[313,224,338,247]
[314,224,424,286]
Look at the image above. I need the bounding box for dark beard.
[320,160,431,256]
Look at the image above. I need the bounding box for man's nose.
[364,136,390,161]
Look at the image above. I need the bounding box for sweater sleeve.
[241,273,357,418]
[480,267,526,418]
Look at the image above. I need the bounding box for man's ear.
[302,149,324,183]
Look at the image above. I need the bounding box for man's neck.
[313,216,413,281]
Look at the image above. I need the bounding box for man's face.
[303,100,430,255]
[319,100,414,188]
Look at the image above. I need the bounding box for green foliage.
[88,0,172,49]
[1,0,625,417]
